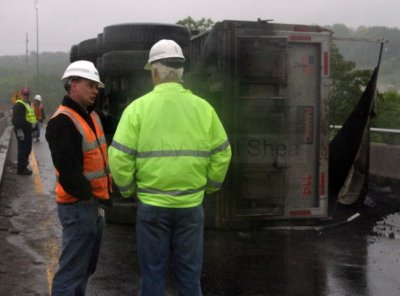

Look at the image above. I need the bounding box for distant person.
[46,60,112,295]
[108,39,232,296]
[32,94,45,142]
[12,87,36,175]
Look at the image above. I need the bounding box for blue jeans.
[136,202,204,296]
[33,122,41,139]
[51,200,104,296]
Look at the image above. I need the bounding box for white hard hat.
[34,95,42,101]
[61,60,104,88]
[144,39,185,70]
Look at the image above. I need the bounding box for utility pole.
[25,33,29,87]
[34,0,39,92]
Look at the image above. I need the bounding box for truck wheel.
[105,198,137,224]
[102,50,148,76]
[78,38,98,63]
[70,45,78,63]
[96,57,103,75]
[97,33,104,55]
[102,23,190,52]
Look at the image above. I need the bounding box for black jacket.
[46,96,98,202]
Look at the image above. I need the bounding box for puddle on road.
[373,213,400,239]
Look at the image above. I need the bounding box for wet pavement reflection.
[88,212,400,296]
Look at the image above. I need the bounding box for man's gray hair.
[152,62,184,83]
[63,76,82,92]
[63,77,73,91]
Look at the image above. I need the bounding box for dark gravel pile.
[328,177,400,234]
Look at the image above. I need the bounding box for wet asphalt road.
[1,131,400,296]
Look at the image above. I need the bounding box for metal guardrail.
[333,37,388,44]
[331,125,400,134]
[331,125,400,145]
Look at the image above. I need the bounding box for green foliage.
[0,52,68,118]
[330,44,373,125]
[330,24,400,132]
[176,16,214,34]
[370,90,400,143]
[329,24,400,89]
[373,90,400,128]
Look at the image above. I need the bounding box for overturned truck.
[71,20,334,227]
[189,20,332,227]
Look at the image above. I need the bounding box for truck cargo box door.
[238,36,287,86]
[230,36,289,218]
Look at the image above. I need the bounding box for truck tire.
[70,45,78,62]
[78,38,98,63]
[102,50,148,76]
[102,23,190,52]
[105,198,137,224]
[97,33,104,55]
[96,57,103,75]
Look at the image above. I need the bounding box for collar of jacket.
[153,82,186,93]
[62,95,95,115]
[17,99,31,105]
[61,96,96,131]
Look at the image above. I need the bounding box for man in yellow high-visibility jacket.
[108,39,231,296]
[12,87,37,175]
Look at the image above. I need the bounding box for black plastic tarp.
[329,66,379,204]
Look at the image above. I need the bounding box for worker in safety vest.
[32,94,45,142]
[108,39,232,296]
[12,87,36,175]
[45,60,112,296]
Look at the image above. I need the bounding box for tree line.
[0,51,68,116]
[328,24,400,141]
[329,23,400,89]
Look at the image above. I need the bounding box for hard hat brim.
[96,81,105,88]
[144,58,185,71]
[144,63,152,71]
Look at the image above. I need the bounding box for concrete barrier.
[0,115,12,183]
[370,143,400,181]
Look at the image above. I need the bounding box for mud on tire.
[102,50,148,76]
[102,23,190,52]
[78,38,99,63]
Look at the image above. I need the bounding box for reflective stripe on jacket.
[52,105,111,203]
[108,82,232,208]
[16,99,37,124]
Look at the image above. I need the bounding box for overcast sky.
[1,0,399,56]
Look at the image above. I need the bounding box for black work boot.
[17,168,32,175]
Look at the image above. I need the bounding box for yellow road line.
[29,150,44,195]
[30,149,57,293]
[46,243,59,294]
